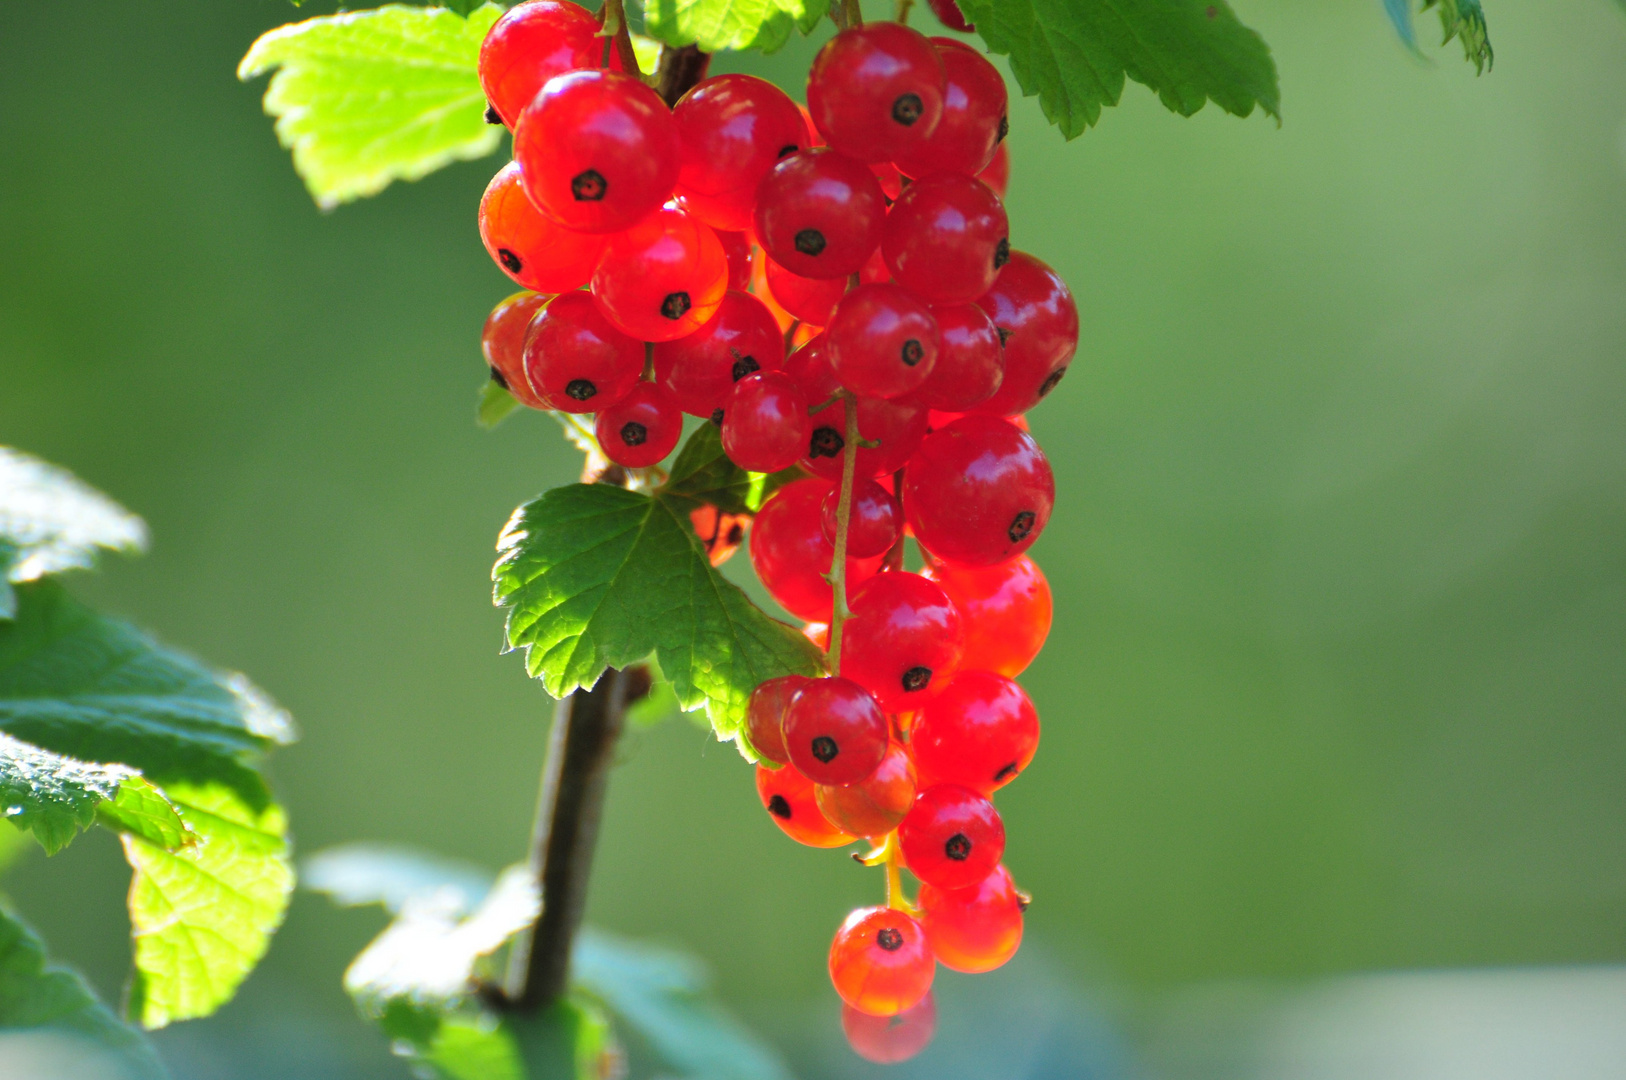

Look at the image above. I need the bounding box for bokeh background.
[3,1,1625,1077]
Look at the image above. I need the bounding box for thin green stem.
[895,0,914,25]
[824,393,861,674]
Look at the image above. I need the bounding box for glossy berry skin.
[927,0,974,33]
[479,162,606,293]
[911,671,1039,795]
[722,371,811,473]
[882,173,1009,303]
[827,284,941,400]
[898,784,1005,890]
[919,864,1023,973]
[592,207,728,341]
[893,40,1007,179]
[815,740,916,839]
[593,383,683,468]
[783,676,889,786]
[972,251,1079,415]
[754,149,887,279]
[672,74,806,232]
[842,995,936,1064]
[819,478,901,559]
[482,291,550,410]
[830,906,935,1017]
[515,69,680,234]
[478,0,600,128]
[521,291,644,412]
[716,230,754,291]
[839,572,964,712]
[977,142,1009,197]
[756,763,854,848]
[807,24,946,164]
[746,674,810,765]
[764,259,846,325]
[750,479,883,622]
[907,302,1003,411]
[802,394,930,482]
[691,504,751,567]
[925,554,1050,677]
[903,414,1054,566]
[653,290,785,417]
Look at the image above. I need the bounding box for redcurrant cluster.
[474,1,1076,1062]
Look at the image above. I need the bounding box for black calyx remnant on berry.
[488,366,509,390]
[998,114,1009,142]
[1038,367,1067,398]
[892,93,924,126]
[732,355,761,381]
[809,426,845,458]
[484,103,503,126]
[571,169,607,201]
[993,238,1010,270]
[994,762,1019,782]
[620,421,648,447]
[778,144,800,158]
[767,794,792,819]
[661,292,692,320]
[726,522,744,544]
[995,326,1013,347]
[498,248,523,273]
[710,408,725,426]
[901,339,925,367]
[944,833,972,861]
[901,666,932,692]
[565,379,597,402]
[1008,510,1036,542]
[811,735,839,762]
[794,228,827,256]
[875,927,904,952]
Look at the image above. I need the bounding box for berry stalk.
[824,392,861,671]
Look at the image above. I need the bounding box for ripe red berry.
[807,24,946,164]
[897,783,1004,890]
[721,371,811,473]
[918,864,1024,973]
[783,676,889,786]
[828,906,935,1017]
[977,141,1009,198]
[911,671,1039,795]
[754,149,887,279]
[592,207,728,341]
[882,173,1009,303]
[815,740,916,839]
[802,394,930,482]
[515,69,679,234]
[870,160,905,200]
[593,382,683,468]
[762,259,847,325]
[673,74,806,232]
[926,0,974,33]
[521,291,643,412]
[906,302,1003,411]
[842,995,936,1064]
[653,290,786,417]
[746,674,810,765]
[716,230,754,291]
[691,504,751,567]
[925,554,1051,677]
[478,0,600,128]
[482,291,550,410]
[903,415,1054,566]
[827,284,941,400]
[839,572,964,712]
[971,251,1078,415]
[749,479,883,622]
[479,162,606,293]
[893,40,1007,178]
[757,763,854,848]
[819,478,901,559]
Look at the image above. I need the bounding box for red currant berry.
[918,864,1024,973]
[750,479,883,622]
[827,284,941,399]
[757,763,855,848]
[977,141,1009,198]
[593,382,683,468]
[843,994,936,1064]
[925,554,1050,677]
[716,230,754,291]
[653,290,786,417]
[592,207,728,341]
[898,784,1004,890]
[893,40,1006,179]
[754,149,887,279]
[478,0,600,128]
[807,24,946,164]
[903,415,1054,566]
[673,74,806,232]
[815,740,917,839]
[972,251,1078,415]
[819,478,901,559]
[926,0,974,33]
[746,674,810,765]
[515,69,679,234]
[882,173,1009,303]
[830,906,935,1017]
[802,394,930,482]
[482,291,550,410]
[763,259,846,325]
[906,302,1003,411]
[521,291,643,412]
[783,676,888,786]
[870,160,905,200]
[839,571,964,711]
[911,671,1039,795]
[721,371,811,473]
[479,162,606,293]
[783,333,840,401]
[691,504,751,567]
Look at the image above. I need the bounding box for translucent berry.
[818,477,901,560]
[757,763,855,848]
[839,572,964,712]
[754,149,887,279]
[807,24,946,164]
[906,302,1003,411]
[815,740,916,839]
[479,162,606,293]
[919,864,1024,973]
[882,173,1009,303]
[893,40,1006,179]
[925,555,1049,676]
[717,230,754,291]
[653,290,786,417]
[482,291,550,410]
[898,784,1004,890]
[690,504,751,567]
[911,671,1039,794]
[750,479,884,622]
[721,371,811,473]
[515,69,679,234]
[827,283,941,399]
[802,395,929,482]
[971,251,1078,416]
[593,383,683,468]
[478,0,600,128]
[783,677,889,786]
[521,291,643,412]
[763,259,847,325]
[829,906,935,1017]
[977,141,1009,198]
[673,74,806,232]
[926,0,974,33]
[842,994,937,1064]
[903,415,1053,566]
[592,207,728,341]
[746,674,810,765]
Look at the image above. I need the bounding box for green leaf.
[238,4,506,210]
[956,0,1280,138]
[305,842,494,915]
[493,484,824,751]
[0,448,147,611]
[1424,0,1492,73]
[661,424,798,517]
[0,906,168,1080]
[0,733,188,856]
[639,0,829,54]
[123,781,293,1029]
[478,380,523,430]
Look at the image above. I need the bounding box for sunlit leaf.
[639,0,829,54]
[0,733,187,856]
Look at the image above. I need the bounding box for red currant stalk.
[822,392,863,672]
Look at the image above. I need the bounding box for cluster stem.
[824,392,861,673]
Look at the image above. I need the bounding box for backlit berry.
[482,291,550,410]
[782,676,888,786]
[911,671,1039,795]
[593,382,683,468]
[750,479,883,622]
[819,478,901,559]
[903,415,1054,566]
[977,141,1010,198]
[673,74,806,232]
[842,995,936,1064]
[592,207,728,341]
[802,395,929,482]
[882,173,1009,303]
[716,230,754,291]
[754,149,887,279]
[653,290,785,417]
[521,291,643,412]
[898,783,1004,890]
[839,572,964,712]
[815,740,916,839]
[479,162,605,293]
[971,251,1079,416]
[926,0,974,33]
[919,864,1024,973]
[893,39,1007,178]
[746,674,810,765]
[827,284,941,400]
[828,906,935,1016]
[722,371,811,473]
[924,554,1050,677]
[757,763,854,848]
[691,504,751,567]
[478,0,600,127]
[807,24,946,164]
[906,302,1003,411]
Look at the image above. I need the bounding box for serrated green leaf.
[1423,0,1492,73]
[638,0,827,54]
[0,733,187,856]
[662,424,798,516]
[479,380,524,430]
[123,781,292,1029]
[494,484,824,749]
[0,448,147,603]
[957,0,1279,139]
[238,4,505,210]
[306,842,494,915]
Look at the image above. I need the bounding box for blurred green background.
[3,1,1624,1077]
